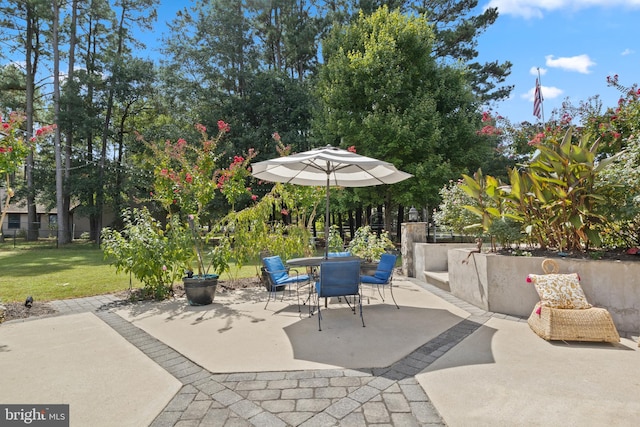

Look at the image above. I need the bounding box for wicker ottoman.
[528,302,620,343]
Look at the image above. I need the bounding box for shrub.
[101,207,192,300]
[347,225,394,262]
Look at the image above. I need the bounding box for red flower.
[272,132,281,142]
[347,145,356,153]
[251,194,258,201]
[281,209,288,216]
[528,133,545,146]
[477,125,502,136]
[195,123,207,133]
[185,173,193,183]
[217,120,230,133]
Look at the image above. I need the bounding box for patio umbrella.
[251,145,412,257]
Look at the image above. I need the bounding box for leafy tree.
[596,80,640,247]
[335,0,513,103]
[0,0,53,240]
[412,0,512,103]
[250,0,322,80]
[314,6,493,232]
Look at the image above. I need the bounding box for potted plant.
[347,225,395,274]
[181,215,232,305]
[147,121,255,305]
[102,121,256,305]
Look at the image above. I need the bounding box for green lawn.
[0,241,261,303]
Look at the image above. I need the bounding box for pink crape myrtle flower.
[217,120,230,133]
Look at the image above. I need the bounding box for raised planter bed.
[447,249,640,335]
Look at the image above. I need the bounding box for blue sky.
[477,0,640,123]
[143,1,640,125]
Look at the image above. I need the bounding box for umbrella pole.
[325,172,330,259]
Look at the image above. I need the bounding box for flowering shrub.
[434,179,480,236]
[1,112,55,232]
[103,121,257,295]
[347,225,394,262]
[217,151,256,209]
[145,121,256,277]
[595,77,640,247]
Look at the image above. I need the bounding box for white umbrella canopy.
[251,145,412,257]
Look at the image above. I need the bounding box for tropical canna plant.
[516,127,619,251]
[462,127,620,252]
[460,168,510,250]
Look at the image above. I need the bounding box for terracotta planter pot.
[183,275,218,306]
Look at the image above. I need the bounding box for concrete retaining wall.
[447,249,640,335]
[414,243,474,274]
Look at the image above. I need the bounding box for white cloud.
[545,54,595,73]
[522,85,563,102]
[485,0,640,19]
[529,66,547,76]
[621,48,634,56]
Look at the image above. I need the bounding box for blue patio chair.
[360,253,399,309]
[314,260,364,331]
[263,255,310,311]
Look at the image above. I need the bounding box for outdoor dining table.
[286,256,361,267]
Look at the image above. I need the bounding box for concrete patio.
[1,276,639,426]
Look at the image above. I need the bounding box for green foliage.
[488,218,523,248]
[462,127,621,252]
[1,113,55,233]
[142,121,255,278]
[412,0,513,102]
[220,186,312,277]
[101,208,192,300]
[347,225,394,262]
[434,180,479,235]
[0,113,31,176]
[327,224,344,252]
[314,5,496,215]
[460,168,506,235]
[596,95,640,247]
